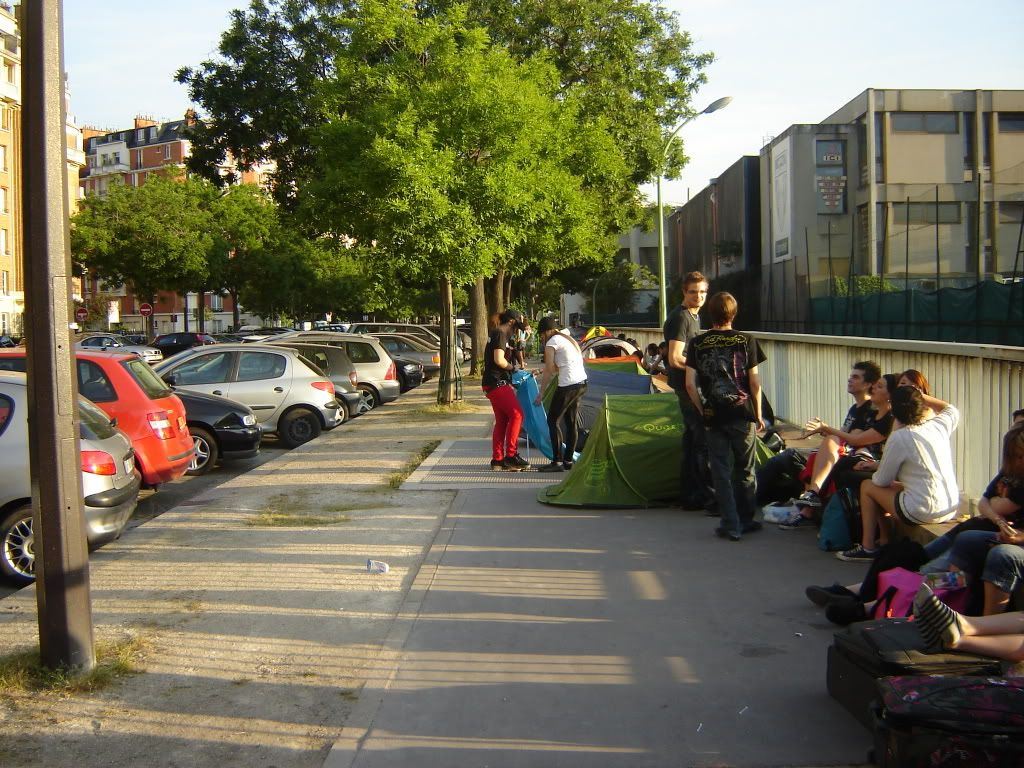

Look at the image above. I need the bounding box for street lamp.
[655,96,733,325]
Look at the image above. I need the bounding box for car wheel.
[186,426,219,476]
[278,408,322,448]
[0,504,36,585]
[336,401,349,425]
[358,385,380,410]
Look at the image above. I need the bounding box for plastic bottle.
[366,559,390,574]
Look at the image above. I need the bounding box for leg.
[677,392,711,507]
[546,386,570,463]
[729,420,758,528]
[486,388,508,461]
[706,426,740,538]
[980,544,1024,615]
[560,383,586,464]
[915,589,1024,660]
[807,435,842,492]
[488,385,523,458]
[859,482,900,549]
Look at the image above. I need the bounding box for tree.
[70,175,216,336]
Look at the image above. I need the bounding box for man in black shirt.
[686,292,766,541]
[664,271,712,510]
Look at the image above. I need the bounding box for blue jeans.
[949,530,1024,595]
[706,419,758,537]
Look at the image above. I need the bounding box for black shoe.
[490,459,506,472]
[537,461,564,473]
[714,527,741,542]
[805,583,859,607]
[562,462,574,472]
[503,454,530,471]
[825,600,867,626]
[742,521,763,534]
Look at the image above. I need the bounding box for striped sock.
[912,583,962,649]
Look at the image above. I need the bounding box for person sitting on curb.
[533,317,588,473]
[775,361,881,528]
[914,582,1024,665]
[837,387,960,562]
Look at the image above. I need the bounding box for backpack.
[817,487,858,551]
[870,567,971,620]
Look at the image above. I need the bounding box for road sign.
[74,306,88,322]
[139,303,153,317]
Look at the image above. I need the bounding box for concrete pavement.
[0,385,871,767]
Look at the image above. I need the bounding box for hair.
[646,342,659,354]
[537,316,557,335]
[891,385,928,426]
[683,271,707,290]
[1003,423,1024,478]
[874,373,900,398]
[1012,408,1024,424]
[706,292,737,326]
[900,369,931,395]
[853,360,882,384]
[499,308,523,326]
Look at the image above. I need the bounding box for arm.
[748,366,763,431]
[534,345,557,405]
[493,346,514,371]
[870,436,903,487]
[920,392,951,413]
[667,339,686,369]
[685,367,702,412]
[807,420,885,447]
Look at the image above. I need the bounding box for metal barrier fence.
[607,327,1024,502]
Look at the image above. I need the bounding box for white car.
[75,333,163,365]
[154,343,342,447]
[0,371,141,585]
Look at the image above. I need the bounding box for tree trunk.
[198,291,206,333]
[183,292,190,333]
[436,276,460,404]
[469,276,486,376]
[231,289,241,331]
[504,271,513,309]
[487,268,505,320]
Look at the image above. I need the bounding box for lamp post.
[655,96,733,325]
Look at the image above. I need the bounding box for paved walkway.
[0,386,870,767]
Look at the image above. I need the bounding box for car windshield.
[79,397,117,440]
[123,358,173,399]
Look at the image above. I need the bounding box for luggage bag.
[826,619,1002,729]
[873,675,1024,767]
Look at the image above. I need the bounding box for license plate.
[177,415,186,431]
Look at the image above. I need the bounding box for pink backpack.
[870,567,970,620]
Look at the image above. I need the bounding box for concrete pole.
[21,0,95,671]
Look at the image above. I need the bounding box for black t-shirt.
[482,328,513,388]
[842,401,875,433]
[663,305,700,390]
[857,410,895,460]
[685,329,766,424]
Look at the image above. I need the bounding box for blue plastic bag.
[512,370,554,460]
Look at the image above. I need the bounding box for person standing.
[685,292,766,541]
[664,271,713,510]
[533,317,588,472]
[482,309,530,471]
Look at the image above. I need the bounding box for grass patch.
[415,401,484,417]
[385,440,441,489]
[0,634,149,695]
[248,512,352,527]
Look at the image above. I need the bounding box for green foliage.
[831,275,900,296]
[586,259,657,316]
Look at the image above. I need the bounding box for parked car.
[151,332,218,359]
[0,350,195,488]
[265,340,369,421]
[212,333,246,343]
[371,333,441,381]
[424,324,472,359]
[0,371,141,585]
[154,343,342,447]
[348,322,441,347]
[119,333,149,346]
[271,332,400,409]
[238,327,292,342]
[172,389,262,475]
[75,332,163,365]
[392,356,424,393]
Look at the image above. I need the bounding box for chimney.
[134,115,157,129]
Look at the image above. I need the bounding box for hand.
[755,417,765,433]
[854,459,878,471]
[533,395,542,406]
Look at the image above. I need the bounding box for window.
[168,351,233,386]
[210,293,223,311]
[0,144,7,170]
[134,149,143,167]
[237,351,286,382]
[891,202,961,225]
[163,144,172,161]
[998,113,1024,133]
[136,128,146,142]
[0,229,7,255]
[123,358,172,399]
[76,360,117,402]
[0,106,8,131]
[0,186,6,212]
[963,113,975,169]
[1,270,8,295]
[891,112,958,134]
[346,342,380,364]
[3,62,13,83]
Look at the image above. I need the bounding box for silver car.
[0,371,141,585]
[265,340,371,421]
[271,332,401,409]
[371,333,442,380]
[154,343,342,447]
[75,332,164,365]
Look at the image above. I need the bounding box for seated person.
[914,582,1024,664]
[837,387,960,562]
[642,343,661,374]
[778,368,893,530]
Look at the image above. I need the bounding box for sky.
[62,0,1024,205]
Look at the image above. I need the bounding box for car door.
[221,349,292,428]
[164,349,237,397]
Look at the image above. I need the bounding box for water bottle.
[366,559,390,574]
[924,571,967,590]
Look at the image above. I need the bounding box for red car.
[0,350,194,487]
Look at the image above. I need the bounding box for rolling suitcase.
[873,675,1024,766]
[826,618,1002,729]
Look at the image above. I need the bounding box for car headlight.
[242,414,257,426]
[402,364,419,373]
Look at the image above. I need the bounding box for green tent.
[538,393,774,509]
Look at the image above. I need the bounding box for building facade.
[756,88,1024,339]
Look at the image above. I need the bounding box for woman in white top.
[533,316,588,472]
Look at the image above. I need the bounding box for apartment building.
[0,3,18,335]
[758,88,1024,337]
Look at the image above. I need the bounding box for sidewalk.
[0,386,868,767]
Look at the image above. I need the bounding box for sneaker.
[503,454,530,471]
[825,600,868,626]
[714,527,741,542]
[805,583,860,607]
[490,459,506,472]
[777,509,813,530]
[536,461,564,473]
[561,462,574,472]
[795,490,822,508]
[836,544,879,562]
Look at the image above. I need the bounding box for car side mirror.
[109,417,118,428]
[162,373,178,386]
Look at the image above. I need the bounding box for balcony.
[82,161,129,178]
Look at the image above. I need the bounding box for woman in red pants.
[482,309,530,471]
